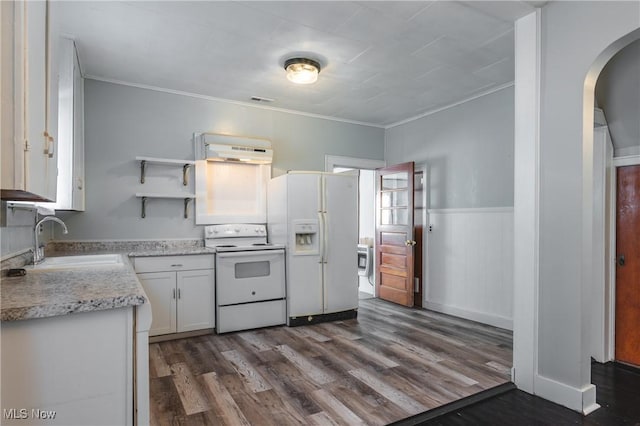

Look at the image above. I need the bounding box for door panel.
[615,165,640,366]
[376,162,415,307]
[381,252,406,268]
[380,273,406,290]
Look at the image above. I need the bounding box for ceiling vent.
[250,96,275,103]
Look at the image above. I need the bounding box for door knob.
[405,240,416,246]
[618,255,625,266]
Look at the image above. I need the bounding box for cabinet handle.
[177,288,181,299]
[172,288,176,299]
[171,264,183,268]
[44,132,55,158]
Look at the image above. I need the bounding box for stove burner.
[215,245,236,248]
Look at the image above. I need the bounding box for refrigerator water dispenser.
[292,221,319,255]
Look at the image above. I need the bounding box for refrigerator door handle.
[318,211,325,263]
[323,262,328,311]
[323,211,329,263]
[320,261,326,311]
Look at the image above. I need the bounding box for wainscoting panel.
[426,207,514,330]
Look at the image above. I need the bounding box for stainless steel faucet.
[33,216,69,264]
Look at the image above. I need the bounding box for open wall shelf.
[135,193,195,219]
[136,156,195,186]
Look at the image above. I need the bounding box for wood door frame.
[324,155,386,173]
[414,162,429,308]
[607,155,640,360]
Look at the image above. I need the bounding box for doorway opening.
[326,155,385,301]
[328,156,427,309]
[332,167,377,300]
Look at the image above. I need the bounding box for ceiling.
[54,1,542,128]
[596,39,640,155]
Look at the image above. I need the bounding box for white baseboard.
[534,374,600,414]
[423,301,513,330]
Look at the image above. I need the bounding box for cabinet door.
[1,0,56,201]
[176,269,215,333]
[137,272,176,336]
[25,0,50,199]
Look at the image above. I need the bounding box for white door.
[323,173,359,313]
[138,272,176,336]
[177,269,215,333]
[287,173,324,317]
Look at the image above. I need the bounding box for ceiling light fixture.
[284,57,321,85]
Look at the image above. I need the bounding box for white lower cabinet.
[0,306,147,426]
[133,255,215,337]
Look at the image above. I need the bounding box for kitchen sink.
[29,254,124,270]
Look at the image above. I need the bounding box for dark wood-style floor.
[410,361,640,426]
[148,298,513,425]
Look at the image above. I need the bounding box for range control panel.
[204,224,267,239]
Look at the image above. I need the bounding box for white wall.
[385,86,515,328]
[56,80,384,241]
[513,0,640,413]
[426,208,514,330]
[0,227,33,259]
[385,86,514,210]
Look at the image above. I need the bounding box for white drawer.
[133,254,215,273]
[217,300,286,333]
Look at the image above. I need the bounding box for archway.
[584,32,640,365]
[513,3,640,414]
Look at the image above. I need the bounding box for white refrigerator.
[268,172,359,325]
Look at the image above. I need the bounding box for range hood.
[195,133,273,164]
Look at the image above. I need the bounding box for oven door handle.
[216,249,285,258]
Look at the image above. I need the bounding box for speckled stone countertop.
[46,239,212,257]
[1,254,147,322]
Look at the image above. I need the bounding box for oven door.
[216,249,285,305]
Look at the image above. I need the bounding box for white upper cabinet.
[1,0,58,202]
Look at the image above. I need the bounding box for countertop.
[1,254,147,322]
[1,241,218,322]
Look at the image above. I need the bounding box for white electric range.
[205,224,286,333]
